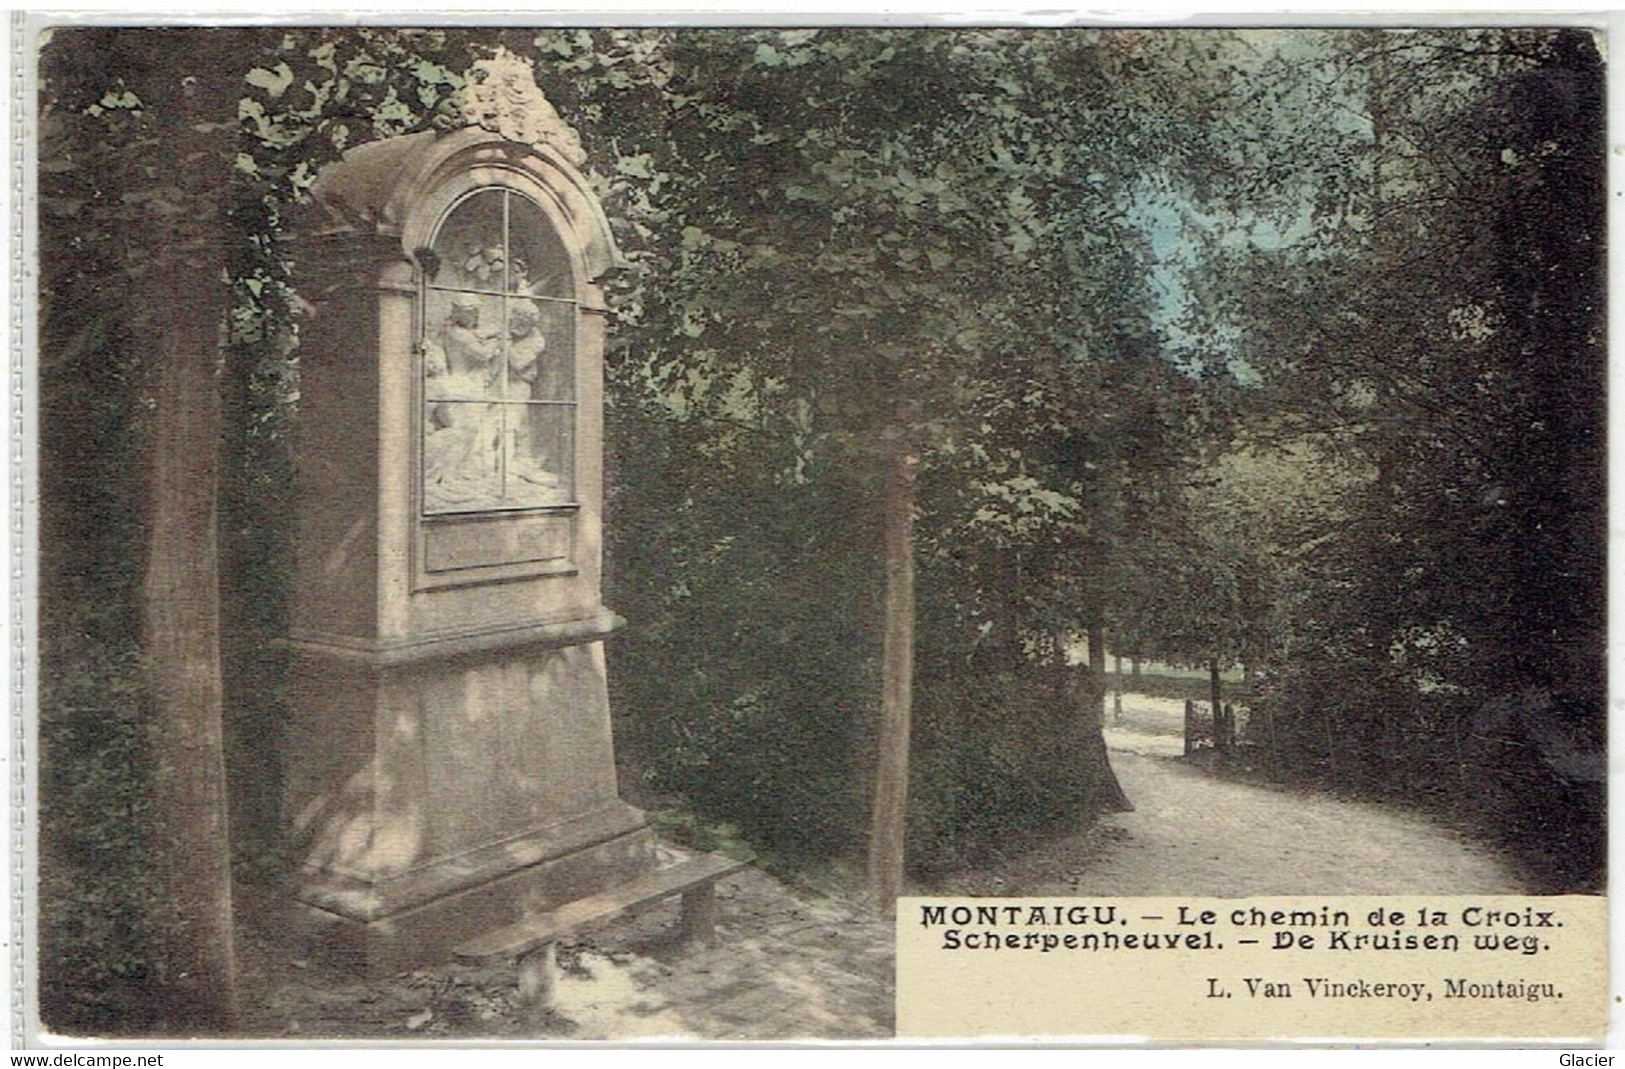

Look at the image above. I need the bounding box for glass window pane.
[430,190,506,291]
[500,404,574,508]
[423,400,504,512]
[506,194,573,299]
[422,189,577,516]
[425,290,501,400]
[502,298,575,404]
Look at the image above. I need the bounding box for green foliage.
[907,672,1096,873]
[644,809,757,863]
[600,28,1242,869]
[36,37,169,1014]
[606,404,878,862]
[1160,30,1606,887]
[606,392,1109,869]
[37,623,159,1033]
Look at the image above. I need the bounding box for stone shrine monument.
[281,52,708,978]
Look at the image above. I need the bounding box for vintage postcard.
[11,17,1609,1046]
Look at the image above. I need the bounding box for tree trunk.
[127,37,241,1025]
[1087,624,1107,709]
[867,438,917,917]
[1209,661,1228,752]
[1085,618,1133,812]
[1050,631,1070,708]
[140,272,237,1031]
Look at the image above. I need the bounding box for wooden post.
[1087,624,1107,715]
[868,438,917,918]
[517,943,557,1019]
[1111,651,1123,724]
[681,882,720,945]
[1050,631,1071,708]
[1210,661,1227,752]
[1224,703,1235,749]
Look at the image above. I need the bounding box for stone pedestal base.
[288,821,657,977]
[279,633,654,977]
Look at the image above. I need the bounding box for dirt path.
[1079,751,1522,895]
[938,694,1526,897]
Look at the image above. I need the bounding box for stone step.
[453,849,748,963]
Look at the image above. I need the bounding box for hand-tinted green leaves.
[245,63,293,99]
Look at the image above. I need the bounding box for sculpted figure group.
[422,235,568,512]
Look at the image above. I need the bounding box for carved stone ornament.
[458,47,587,165]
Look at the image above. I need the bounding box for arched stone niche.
[281,123,653,975]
